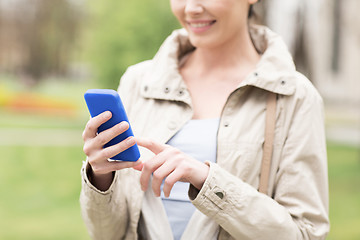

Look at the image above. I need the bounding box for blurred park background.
[0,0,359,239]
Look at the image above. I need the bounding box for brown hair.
[248,5,254,18]
[248,0,261,19]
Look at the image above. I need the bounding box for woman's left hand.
[134,137,210,197]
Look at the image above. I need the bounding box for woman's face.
[170,0,257,49]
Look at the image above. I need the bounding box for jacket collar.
[140,25,296,104]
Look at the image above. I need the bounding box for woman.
[80,0,330,239]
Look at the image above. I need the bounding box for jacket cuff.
[189,161,250,219]
[80,159,118,205]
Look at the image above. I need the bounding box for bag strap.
[259,92,277,195]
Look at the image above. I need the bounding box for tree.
[84,0,179,89]
[23,0,83,82]
[0,0,83,85]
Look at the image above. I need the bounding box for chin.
[187,34,221,49]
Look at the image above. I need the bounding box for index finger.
[135,137,168,155]
[82,111,112,140]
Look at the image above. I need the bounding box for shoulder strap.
[259,92,277,195]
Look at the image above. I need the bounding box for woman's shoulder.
[251,24,323,104]
[118,60,153,90]
[288,71,323,104]
[124,60,154,79]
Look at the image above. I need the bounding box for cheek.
[170,1,184,25]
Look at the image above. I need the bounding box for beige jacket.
[80,25,329,240]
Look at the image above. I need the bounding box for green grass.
[0,78,92,239]
[0,145,89,240]
[327,142,360,239]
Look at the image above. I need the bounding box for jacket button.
[164,87,170,93]
[177,89,185,96]
[144,86,148,92]
[168,122,177,130]
[224,122,229,127]
[281,80,286,85]
[215,192,224,199]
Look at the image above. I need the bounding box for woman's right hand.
[82,111,142,191]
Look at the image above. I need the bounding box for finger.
[110,159,143,171]
[135,137,168,155]
[99,136,136,160]
[95,121,129,147]
[83,111,112,141]
[83,121,129,157]
[152,159,177,197]
[91,158,142,175]
[139,150,169,192]
[133,162,144,171]
[163,169,184,198]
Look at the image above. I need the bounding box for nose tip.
[185,0,204,14]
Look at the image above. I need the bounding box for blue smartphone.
[84,89,140,161]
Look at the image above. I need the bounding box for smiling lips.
[187,20,216,33]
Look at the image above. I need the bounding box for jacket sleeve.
[80,160,128,240]
[189,86,329,239]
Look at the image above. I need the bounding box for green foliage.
[84,0,180,89]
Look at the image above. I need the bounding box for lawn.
[0,145,89,240]
[0,78,91,239]
[327,142,360,239]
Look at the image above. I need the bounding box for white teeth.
[190,22,211,28]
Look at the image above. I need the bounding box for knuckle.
[86,121,96,132]
[153,171,163,181]
[164,178,174,187]
[142,162,152,172]
[82,130,87,141]
[179,162,191,174]
[83,144,91,156]
[91,164,100,173]
[142,161,156,172]
[101,148,112,159]
[147,139,157,149]
[88,158,97,169]
[96,134,107,146]
[172,148,181,155]
[165,146,179,156]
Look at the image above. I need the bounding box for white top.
[161,118,220,240]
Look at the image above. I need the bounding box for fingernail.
[118,121,126,130]
[126,137,135,145]
[104,111,111,118]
